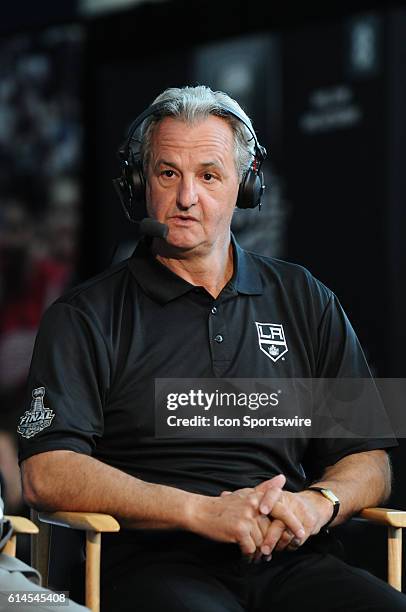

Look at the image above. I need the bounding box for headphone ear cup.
[130,159,146,210]
[121,157,147,221]
[236,169,264,209]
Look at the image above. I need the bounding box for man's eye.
[161,170,175,178]
[203,173,214,181]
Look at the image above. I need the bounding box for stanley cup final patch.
[17,387,55,439]
[255,322,288,362]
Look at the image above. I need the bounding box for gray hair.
[137,85,256,182]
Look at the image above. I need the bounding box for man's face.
[145,115,240,254]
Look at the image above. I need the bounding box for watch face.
[321,488,340,505]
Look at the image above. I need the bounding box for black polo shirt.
[18,237,395,494]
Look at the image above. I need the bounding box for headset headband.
[119,101,267,163]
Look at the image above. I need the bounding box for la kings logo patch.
[255,322,288,362]
[18,387,55,439]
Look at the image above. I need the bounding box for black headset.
[113,101,267,224]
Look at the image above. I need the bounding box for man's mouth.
[170,215,199,224]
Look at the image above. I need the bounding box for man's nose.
[176,176,198,210]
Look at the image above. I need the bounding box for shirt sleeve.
[17,301,109,463]
[302,291,397,480]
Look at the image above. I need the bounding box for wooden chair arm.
[357,507,406,591]
[5,515,39,534]
[35,512,119,612]
[38,511,120,533]
[2,515,39,557]
[358,507,406,528]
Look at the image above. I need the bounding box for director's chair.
[30,508,406,612]
[31,511,119,612]
[2,515,39,557]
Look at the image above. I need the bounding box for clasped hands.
[217,474,332,561]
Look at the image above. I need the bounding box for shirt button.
[211,306,217,315]
[214,334,224,343]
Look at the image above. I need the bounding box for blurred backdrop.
[0,0,405,585]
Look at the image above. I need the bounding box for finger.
[257,514,271,539]
[251,519,265,551]
[258,486,284,515]
[269,501,306,540]
[252,524,267,563]
[286,538,302,552]
[252,515,271,562]
[275,529,295,552]
[245,526,263,564]
[261,519,285,555]
[255,474,286,495]
[238,501,264,559]
[239,532,257,557]
[220,491,232,497]
[253,547,263,563]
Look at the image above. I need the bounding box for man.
[18,86,405,611]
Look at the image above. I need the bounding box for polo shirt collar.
[232,237,263,296]
[127,234,263,304]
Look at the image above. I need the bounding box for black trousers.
[101,530,406,612]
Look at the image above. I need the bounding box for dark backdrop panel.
[283,9,406,584]
[284,13,387,375]
[387,10,406,379]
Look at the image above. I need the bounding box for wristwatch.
[306,487,340,529]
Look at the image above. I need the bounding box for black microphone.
[139,218,169,239]
[112,177,168,239]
